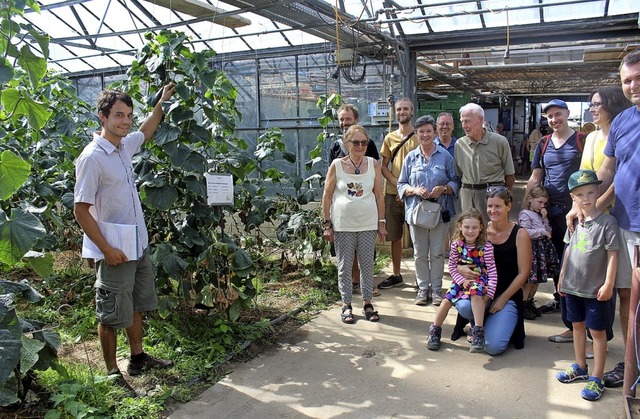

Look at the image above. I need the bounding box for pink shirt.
[518,209,551,239]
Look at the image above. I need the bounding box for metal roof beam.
[152,0,252,28]
[404,14,639,51]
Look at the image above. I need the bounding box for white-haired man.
[454,103,515,220]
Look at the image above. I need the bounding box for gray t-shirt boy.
[560,212,620,299]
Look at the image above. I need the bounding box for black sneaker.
[531,300,543,317]
[523,302,537,320]
[539,299,560,314]
[378,274,403,289]
[603,362,624,388]
[127,353,174,376]
[108,369,137,398]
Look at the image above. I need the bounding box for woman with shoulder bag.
[397,115,461,306]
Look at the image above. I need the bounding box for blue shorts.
[565,293,611,331]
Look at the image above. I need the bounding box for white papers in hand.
[81,222,139,261]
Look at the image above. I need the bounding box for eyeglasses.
[349,140,368,147]
[588,102,602,109]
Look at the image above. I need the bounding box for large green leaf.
[141,184,179,211]
[24,23,49,59]
[0,378,20,407]
[26,251,54,278]
[0,299,21,388]
[19,335,45,374]
[0,208,47,266]
[157,295,178,319]
[184,176,206,198]
[161,252,188,280]
[1,88,52,130]
[155,123,181,145]
[165,142,191,166]
[231,248,253,271]
[16,44,47,88]
[0,150,31,201]
[0,57,14,84]
[181,153,206,173]
[0,279,43,303]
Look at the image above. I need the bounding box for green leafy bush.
[0,279,62,406]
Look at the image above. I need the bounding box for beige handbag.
[411,199,441,229]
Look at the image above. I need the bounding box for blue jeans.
[455,299,518,355]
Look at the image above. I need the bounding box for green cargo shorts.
[94,250,157,329]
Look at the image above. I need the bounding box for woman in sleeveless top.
[322,125,387,323]
[455,187,532,354]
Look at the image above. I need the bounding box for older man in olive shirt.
[454,103,515,220]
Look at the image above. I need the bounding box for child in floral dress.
[427,209,497,353]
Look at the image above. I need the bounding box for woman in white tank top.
[321,125,387,323]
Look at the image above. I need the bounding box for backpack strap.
[539,131,586,170]
[388,131,415,166]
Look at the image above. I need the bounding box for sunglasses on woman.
[349,140,368,147]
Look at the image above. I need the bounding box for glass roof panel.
[12,0,638,75]
[481,0,542,28]
[608,0,640,15]
[543,0,606,22]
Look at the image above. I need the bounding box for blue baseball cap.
[543,99,569,113]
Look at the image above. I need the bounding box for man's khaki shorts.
[385,193,406,242]
[94,250,157,329]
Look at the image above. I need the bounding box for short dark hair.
[338,103,359,120]
[97,90,134,118]
[589,86,632,124]
[620,49,640,70]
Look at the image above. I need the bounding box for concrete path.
[169,258,627,418]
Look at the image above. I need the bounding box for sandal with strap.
[362,303,380,322]
[341,305,354,324]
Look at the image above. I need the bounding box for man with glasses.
[377,98,419,290]
[572,49,640,394]
[435,112,457,157]
[454,103,515,221]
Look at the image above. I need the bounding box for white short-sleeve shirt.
[74,131,148,258]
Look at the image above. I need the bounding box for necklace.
[349,156,363,174]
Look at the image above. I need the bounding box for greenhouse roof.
[15,0,640,96]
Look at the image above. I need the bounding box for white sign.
[204,173,234,205]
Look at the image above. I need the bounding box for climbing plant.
[114,30,319,320]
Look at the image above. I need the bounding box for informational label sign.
[204,173,234,205]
